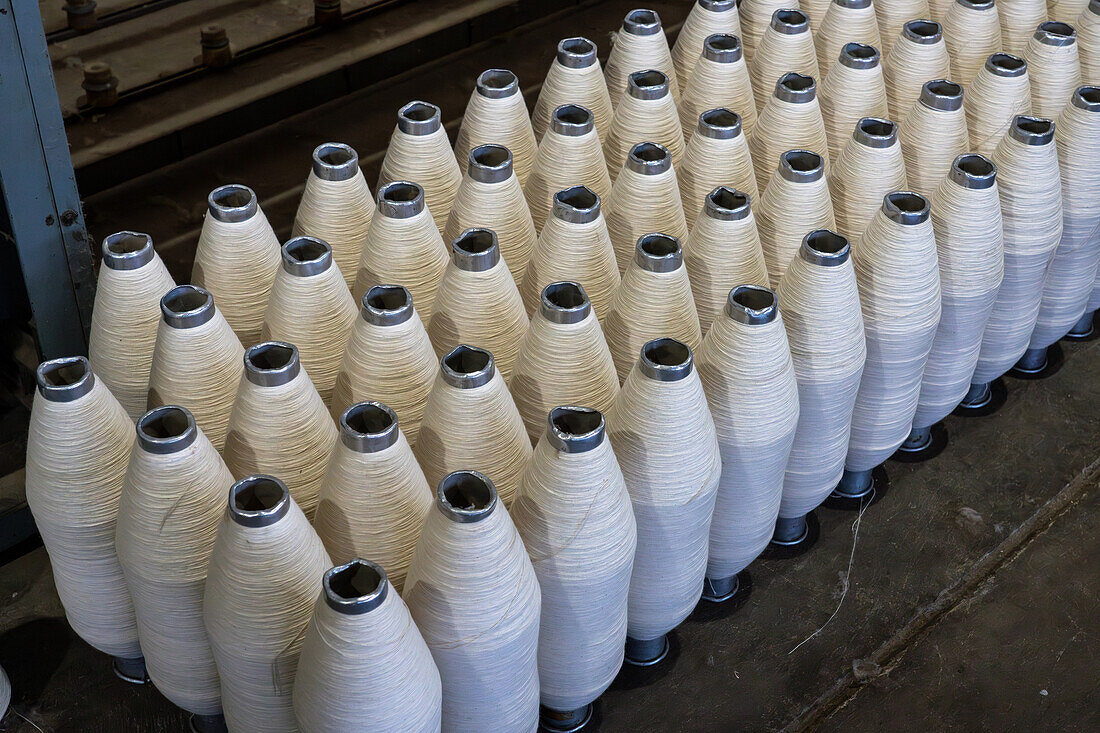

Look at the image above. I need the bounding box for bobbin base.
[1008,343,1065,381]
[822,465,890,512]
[111,655,148,684]
[624,635,669,667]
[1062,310,1097,342]
[761,511,820,559]
[952,378,1008,418]
[539,703,593,733]
[691,570,753,622]
[190,713,229,733]
[891,422,948,464]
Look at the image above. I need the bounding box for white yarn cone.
[313,402,433,592]
[89,231,176,422]
[973,116,1063,382]
[776,232,866,522]
[203,476,332,733]
[604,233,704,382]
[739,0,794,62]
[672,0,744,90]
[604,70,686,183]
[510,282,620,443]
[291,143,373,288]
[520,186,622,321]
[444,144,538,282]
[819,43,890,165]
[606,339,721,654]
[751,10,821,114]
[223,342,339,519]
[697,286,800,584]
[454,69,538,187]
[605,142,690,272]
[679,108,759,223]
[26,356,141,661]
[684,187,771,333]
[1031,88,1100,348]
[943,0,1003,89]
[803,0,834,28]
[875,0,932,57]
[1080,1,1100,83]
[331,285,437,444]
[427,228,530,380]
[116,405,233,718]
[1000,0,1051,55]
[0,666,8,721]
[354,180,449,321]
[148,285,244,452]
[966,52,1033,157]
[757,150,837,287]
[292,560,442,733]
[883,20,952,120]
[377,101,463,233]
[1051,0,1090,21]
[262,236,357,406]
[816,0,883,75]
[414,345,533,505]
[900,79,970,200]
[403,471,541,733]
[524,104,611,234]
[911,155,1004,429]
[846,192,942,472]
[532,37,615,144]
[1024,21,1082,118]
[748,73,831,194]
[930,0,954,21]
[511,407,636,714]
[191,184,281,346]
[828,118,908,242]
[678,34,758,141]
[604,9,681,109]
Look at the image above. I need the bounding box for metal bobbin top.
[1091,0,1100,15]
[699,0,736,10]
[627,69,670,100]
[440,344,495,389]
[778,150,825,182]
[626,141,672,175]
[902,20,942,45]
[800,229,850,266]
[397,100,442,135]
[774,72,817,103]
[634,233,683,272]
[949,154,997,189]
[281,236,332,277]
[726,284,779,325]
[622,8,662,35]
[703,33,742,63]
[476,69,519,99]
[311,143,359,181]
[956,0,994,10]
[467,144,513,183]
[137,405,198,454]
[840,42,880,69]
[546,406,605,453]
[833,0,873,7]
[704,186,752,221]
[1034,21,1076,46]
[161,284,215,329]
[1073,86,1100,112]
[244,341,301,387]
[920,79,963,111]
[207,184,258,223]
[1009,115,1055,145]
[36,356,95,402]
[557,37,597,68]
[540,281,591,324]
[552,185,601,224]
[340,401,400,453]
[377,181,425,219]
[551,104,594,136]
[102,231,155,270]
[853,117,898,148]
[770,9,809,34]
[451,228,501,271]
[639,337,694,381]
[361,284,414,326]
[323,559,389,615]
[436,470,498,523]
[882,191,931,224]
[228,475,290,528]
[697,108,742,139]
[985,52,1027,78]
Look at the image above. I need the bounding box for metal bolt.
[61,210,78,226]
[314,0,342,27]
[81,61,119,108]
[200,25,233,68]
[64,0,98,32]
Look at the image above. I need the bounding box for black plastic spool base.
[190,713,229,733]
[952,378,1008,418]
[1007,342,1065,381]
[822,465,890,512]
[761,510,820,559]
[1062,310,1097,342]
[890,422,948,464]
[539,703,594,733]
[111,655,149,685]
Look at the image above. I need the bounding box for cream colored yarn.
[748,73,831,194]
[875,0,932,57]
[1024,21,1082,118]
[454,69,538,186]
[89,231,176,421]
[899,80,970,200]
[739,0,795,62]
[750,10,821,114]
[532,37,615,143]
[678,34,758,141]
[804,0,833,29]
[757,150,837,286]
[684,187,771,333]
[605,142,690,272]
[604,70,686,183]
[313,402,433,592]
[816,0,883,76]
[1000,0,1052,55]
[509,282,620,443]
[883,20,952,120]
[603,234,704,382]
[291,143,374,288]
[929,0,955,21]
[413,345,533,505]
[191,185,281,347]
[25,357,141,659]
[262,237,357,406]
[828,118,908,242]
[604,8,682,108]
[943,0,1003,89]
[818,43,889,165]
[679,108,759,223]
[966,53,1034,156]
[672,0,744,89]
[1079,2,1100,83]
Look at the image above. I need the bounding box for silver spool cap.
[985,52,1027,78]
[323,559,389,615]
[102,231,155,270]
[774,73,816,103]
[440,344,495,389]
[699,0,736,10]
[902,20,942,45]
[779,150,825,182]
[697,108,742,139]
[703,33,742,63]
[161,284,215,329]
[704,186,752,221]
[834,0,872,8]
[626,142,672,175]
[634,233,682,272]
[1091,0,1099,15]
[800,229,850,266]
[949,154,997,189]
[207,184,258,223]
[468,144,513,183]
[840,42,880,69]
[137,405,198,454]
[36,356,95,402]
[551,104,594,136]
[623,8,662,35]
[476,69,519,99]
[1009,115,1055,145]
[557,37,597,68]
[340,401,399,453]
[281,236,332,277]
[540,281,591,324]
[628,69,670,100]
[436,470,498,523]
[639,337,694,381]
[552,185,601,224]
[770,9,809,34]
[853,118,898,148]
[377,180,425,219]
[361,284,414,326]
[1072,86,1100,112]
[882,191,931,224]
[956,0,995,10]
[1034,21,1076,46]
[726,284,778,324]
[244,341,301,387]
[546,406,606,453]
[397,101,442,135]
[920,79,963,111]
[311,143,359,181]
[451,228,501,271]
[228,475,290,528]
